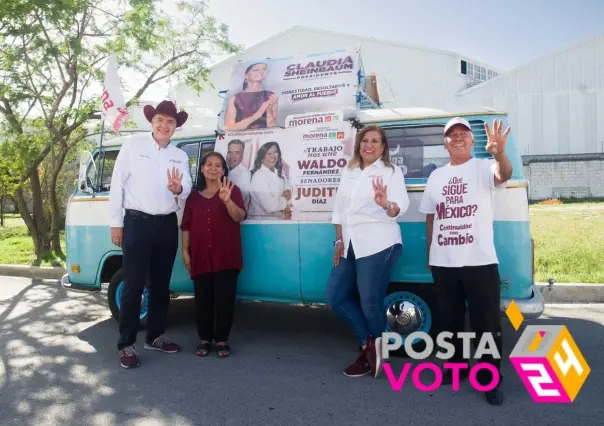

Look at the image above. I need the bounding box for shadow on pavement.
[0,280,602,425]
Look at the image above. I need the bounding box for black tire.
[383,282,441,358]
[107,268,149,328]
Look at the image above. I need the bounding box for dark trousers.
[431,264,503,386]
[194,269,239,343]
[117,210,178,350]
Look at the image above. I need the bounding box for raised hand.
[167,167,183,194]
[372,177,389,209]
[485,119,511,156]
[218,176,233,203]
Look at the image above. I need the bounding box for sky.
[204,0,604,71]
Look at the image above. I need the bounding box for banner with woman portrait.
[214,121,356,222]
[217,47,360,132]
[214,128,293,221]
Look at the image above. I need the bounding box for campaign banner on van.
[286,121,356,222]
[217,47,360,131]
[214,128,294,221]
[214,121,355,222]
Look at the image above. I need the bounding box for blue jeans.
[326,242,402,346]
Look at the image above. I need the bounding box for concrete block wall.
[522,154,604,201]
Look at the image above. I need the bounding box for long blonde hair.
[348,125,394,170]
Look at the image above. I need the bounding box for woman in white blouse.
[327,125,410,379]
[247,141,292,220]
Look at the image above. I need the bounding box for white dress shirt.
[108,132,193,228]
[247,164,292,219]
[229,163,251,208]
[332,159,410,259]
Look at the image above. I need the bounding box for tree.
[0,0,241,257]
[0,145,20,227]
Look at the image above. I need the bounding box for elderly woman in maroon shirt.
[181,152,246,358]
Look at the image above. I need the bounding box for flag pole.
[94,114,106,197]
[96,51,128,196]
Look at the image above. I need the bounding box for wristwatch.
[333,238,343,247]
[383,201,393,211]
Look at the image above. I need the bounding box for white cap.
[444,117,471,135]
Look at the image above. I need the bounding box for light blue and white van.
[62,107,544,344]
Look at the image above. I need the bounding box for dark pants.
[117,210,178,350]
[194,269,239,343]
[431,264,503,386]
[326,243,402,345]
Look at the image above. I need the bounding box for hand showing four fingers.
[485,119,511,156]
[167,166,183,194]
[218,176,234,204]
[372,176,389,209]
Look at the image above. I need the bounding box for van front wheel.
[107,269,149,328]
[383,283,440,357]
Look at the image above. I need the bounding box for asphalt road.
[1,276,603,426]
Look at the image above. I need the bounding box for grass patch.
[529,197,604,206]
[530,206,604,283]
[0,214,65,267]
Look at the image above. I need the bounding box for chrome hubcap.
[386,300,424,336]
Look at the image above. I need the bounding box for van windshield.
[85,149,119,193]
[384,125,450,179]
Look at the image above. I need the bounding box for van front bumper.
[500,285,544,320]
[61,274,101,293]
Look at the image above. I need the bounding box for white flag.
[101,53,129,132]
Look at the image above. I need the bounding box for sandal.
[195,341,211,357]
[216,343,231,358]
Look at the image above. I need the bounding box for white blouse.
[248,164,292,220]
[331,159,410,258]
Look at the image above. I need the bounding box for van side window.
[192,143,216,184]
[199,143,215,160]
[178,142,202,187]
[385,126,450,179]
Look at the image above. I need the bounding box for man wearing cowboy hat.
[109,100,193,369]
[419,117,513,406]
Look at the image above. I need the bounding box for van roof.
[98,107,507,147]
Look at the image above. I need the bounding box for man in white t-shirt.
[226,139,251,208]
[418,116,513,406]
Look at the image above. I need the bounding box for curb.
[0,266,603,303]
[0,264,66,280]
[536,283,604,303]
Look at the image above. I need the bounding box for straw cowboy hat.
[143,100,188,127]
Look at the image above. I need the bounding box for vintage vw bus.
[62,107,544,344]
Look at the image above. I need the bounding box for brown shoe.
[144,336,180,354]
[119,345,139,369]
[343,353,371,377]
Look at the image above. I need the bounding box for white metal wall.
[456,33,604,156]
